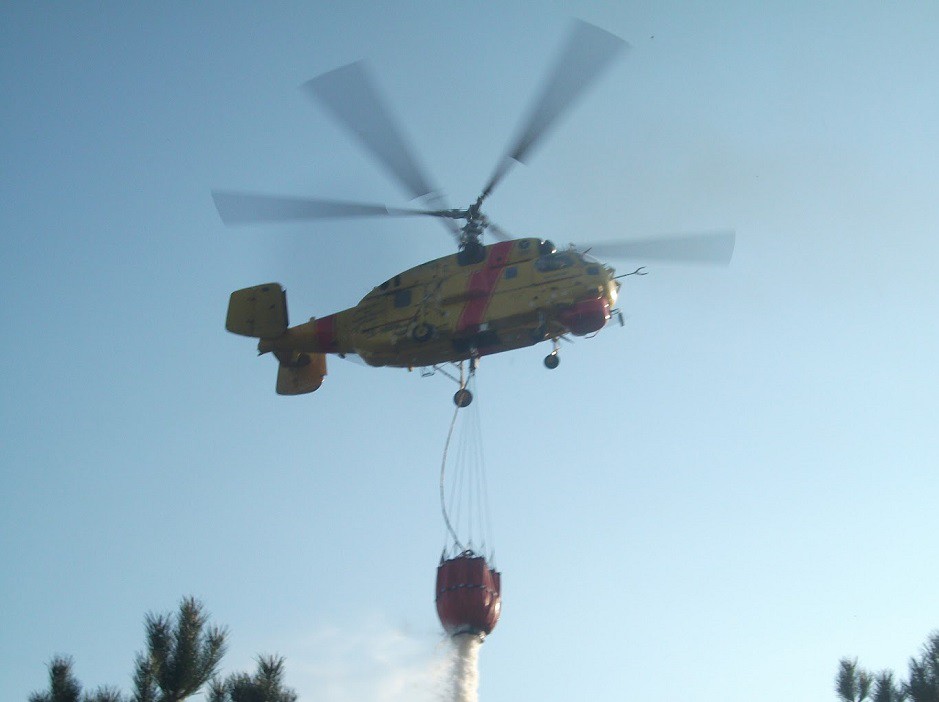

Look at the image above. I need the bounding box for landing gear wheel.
[544,353,560,370]
[453,388,473,407]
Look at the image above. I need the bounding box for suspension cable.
[440,399,464,552]
[439,373,494,559]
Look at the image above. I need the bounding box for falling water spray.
[449,633,481,702]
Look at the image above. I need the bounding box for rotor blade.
[212,191,452,226]
[481,20,628,200]
[420,191,463,240]
[487,222,515,242]
[583,230,736,265]
[305,61,437,201]
[305,61,461,239]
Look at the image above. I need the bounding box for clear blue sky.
[3,2,938,700]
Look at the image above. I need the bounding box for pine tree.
[837,658,874,702]
[84,689,125,702]
[208,655,298,702]
[905,633,939,702]
[131,596,227,702]
[29,656,81,702]
[29,597,297,702]
[837,631,939,702]
[28,656,125,702]
[872,671,907,702]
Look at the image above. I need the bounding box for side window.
[394,289,412,308]
[504,266,518,280]
[535,253,574,272]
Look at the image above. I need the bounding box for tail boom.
[226,283,337,395]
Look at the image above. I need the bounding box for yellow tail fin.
[226,283,288,338]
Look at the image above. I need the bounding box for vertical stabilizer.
[226,283,288,338]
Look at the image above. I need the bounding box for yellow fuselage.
[262,238,619,368]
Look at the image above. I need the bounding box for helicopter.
[214,20,735,406]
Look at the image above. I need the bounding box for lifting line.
[439,399,465,552]
[439,375,493,559]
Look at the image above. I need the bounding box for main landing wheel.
[544,353,560,370]
[454,388,473,407]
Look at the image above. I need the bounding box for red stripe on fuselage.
[314,313,338,351]
[456,241,514,333]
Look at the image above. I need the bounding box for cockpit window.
[535,252,575,272]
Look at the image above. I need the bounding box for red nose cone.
[436,551,502,637]
[559,297,610,336]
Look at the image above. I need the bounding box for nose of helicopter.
[602,265,620,307]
